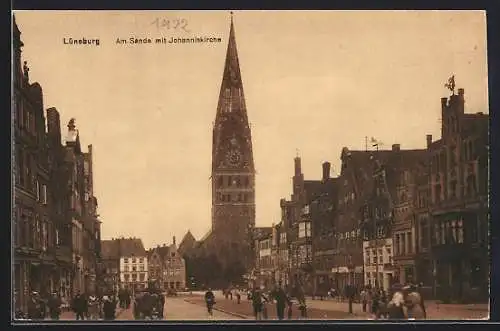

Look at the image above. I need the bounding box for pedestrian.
[251,287,264,320]
[371,288,380,319]
[103,296,116,320]
[366,287,373,314]
[287,299,293,319]
[235,288,241,304]
[27,292,42,320]
[72,292,86,320]
[48,292,62,320]
[271,282,288,320]
[386,284,406,320]
[159,291,165,318]
[204,288,216,318]
[360,287,368,313]
[404,284,426,320]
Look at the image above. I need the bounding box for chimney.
[88,144,93,155]
[173,236,176,245]
[392,144,401,152]
[322,162,331,181]
[294,156,302,176]
[426,134,432,149]
[441,97,448,108]
[458,88,464,96]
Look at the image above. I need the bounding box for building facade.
[424,88,489,302]
[13,16,55,313]
[252,228,273,288]
[147,238,187,291]
[311,163,338,296]
[100,240,120,295]
[163,239,187,290]
[116,238,148,292]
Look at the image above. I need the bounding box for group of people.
[70,291,118,320]
[205,282,308,320]
[133,288,165,320]
[17,291,118,321]
[360,283,427,320]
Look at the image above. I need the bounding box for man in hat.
[270,281,289,320]
[47,292,62,320]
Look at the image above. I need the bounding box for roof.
[178,230,197,256]
[338,147,427,206]
[101,240,119,259]
[254,226,272,240]
[147,245,170,260]
[119,238,146,256]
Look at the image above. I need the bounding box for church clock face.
[226,148,242,167]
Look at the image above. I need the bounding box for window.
[407,232,412,254]
[457,220,464,243]
[378,249,383,263]
[365,249,370,265]
[280,232,286,244]
[139,265,145,271]
[421,220,429,249]
[124,274,130,282]
[42,185,47,204]
[139,258,144,263]
[401,234,406,255]
[139,273,145,281]
[36,180,40,201]
[124,265,129,272]
[132,257,136,263]
[377,226,384,238]
[298,222,311,238]
[124,258,129,263]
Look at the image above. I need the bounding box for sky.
[13,10,489,249]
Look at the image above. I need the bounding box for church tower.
[211,13,256,268]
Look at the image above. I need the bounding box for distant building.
[116,238,148,291]
[359,144,427,290]
[147,237,186,291]
[253,228,273,288]
[163,237,186,290]
[100,240,120,294]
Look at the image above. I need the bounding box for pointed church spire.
[222,11,243,90]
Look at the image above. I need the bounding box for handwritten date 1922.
[151,18,190,32]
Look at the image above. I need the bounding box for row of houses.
[13,17,102,313]
[253,87,488,303]
[100,236,186,294]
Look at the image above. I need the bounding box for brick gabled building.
[310,163,339,295]
[421,88,488,303]
[148,238,187,291]
[13,15,55,313]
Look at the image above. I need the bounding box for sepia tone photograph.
[11,10,489,322]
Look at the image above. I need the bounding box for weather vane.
[444,75,456,95]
